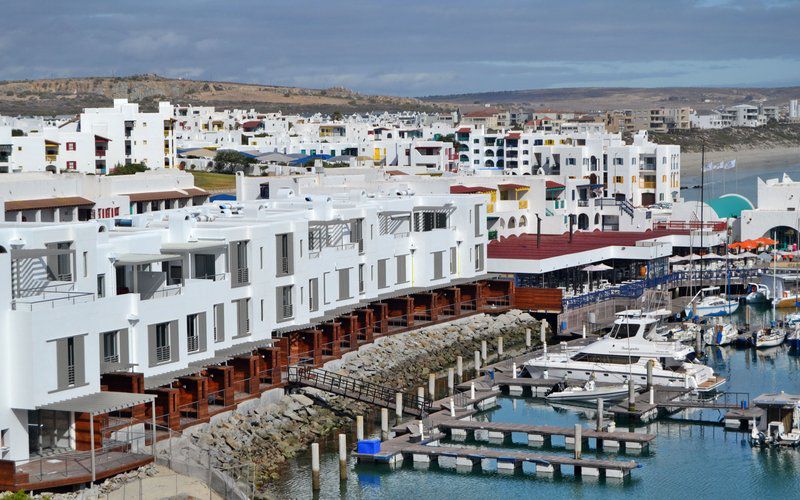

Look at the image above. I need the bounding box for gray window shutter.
[56,339,68,389]
[474,204,481,237]
[214,303,225,342]
[119,329,130,365]
[433,252,443,279]
[396,255,406,284]
[169,320,180,362]
[338,268,350,300]
[309,278,319,311]
[74,335,85,386]
[147,324,157,367]
[378,259,386,288]
[198,312,207,352]
[450,247,457,275]
[286,235,294,275]
[228,242,238,273]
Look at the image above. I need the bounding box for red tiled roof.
[456,127,471,133]
[505,133,521,140]
[385,170,408,176]
[497,183,529,190]
[241,120,261,129]
[464,109,498,118]
[546,181,566,189]
[488,230,681,260]
[450,185,494,194]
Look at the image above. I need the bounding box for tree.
[213,150,256,173]
[11,129,24,137]
[108,163,148,175]
[331,111,343,121]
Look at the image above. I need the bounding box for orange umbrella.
[728,242,742,250]
[739,240,759,250]
[755,237,777,246]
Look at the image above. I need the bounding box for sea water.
[270,305,800,499]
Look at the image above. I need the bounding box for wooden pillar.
[356,308,375,343]
[369,303,388,336]
[232,354,260,394]
[339,314,357,352]
[74,412,103,451]
[257,347,280,386]
[206,365,235,407]
[321,322,342,359]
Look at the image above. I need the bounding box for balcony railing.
[282,303,293,319]
[187,335,200,353]
[195,273,227,281]
[235,267,250,285]
[518,200,528,209]
[142,286,182,300]
[95,149,107,157]
[12,289,95,310]
[66,364,76,386]
[103,353,120,363]
[639,181,657,189]
[156,345,171,363]
[279,256,290,275]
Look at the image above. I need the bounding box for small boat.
[785,312,800,326]
[774,290,800,309]
[650,322,701,343]
[704,322,738,346]
[545,380,630,402]
[753,326,786,348]
[685,287,739,318]
[751,421,800,448]
[787,328,800,351]
[744,283,771,304]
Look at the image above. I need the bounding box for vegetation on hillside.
[649,122,800,152]
[189,171,236,191]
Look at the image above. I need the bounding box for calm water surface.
[272,305,800,499]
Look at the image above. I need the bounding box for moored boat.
[545,380,630,402]
[744,283,771,304]
[754,326,786,348]
[704,322,739,346]
[685,287,739,318]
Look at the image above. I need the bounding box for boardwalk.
[437,420,655,446]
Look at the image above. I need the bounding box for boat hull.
[685,301,740,318]
[774,297,800,309]
[546,387,630,402]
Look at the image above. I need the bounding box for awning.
[144,366,204,390]
[161,241,226,253]
[183,188,209,197]
[114,253,182,266]
[215,339,276,358]
[38,391,155,416]
[5,196,95,211]
[189,355,231,368]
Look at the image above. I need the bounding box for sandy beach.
[682,146,800,176]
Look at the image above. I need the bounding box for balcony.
[141,285,182,301]
[12,289,95,311]
[45,154,57,163]
[639,181,657,189]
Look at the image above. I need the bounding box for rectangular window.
[276,233,293,275]
[66,142,76,151]
[260,299,264,321]
[96,274,105,298]
[433,251,444,279]
[474,204,482,237]
[187,314,200,353]
[450,247,457,275]
[66,161,76,170]
[102,331,118,363]
[309,278,319,312]
[155,323,170,362]
[474,244,485,272]
[378,259,387,288]
[213,303,224,342]
[396,255,407,284]
[358,263,365,294]
[66,337,76,386]
[82,252,88,277]
[278,285,293,320]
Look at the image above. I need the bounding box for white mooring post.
[512,362,517,379]
[356,415,364,442]
[470,382,476,400]
[525,327,532,348]
[596,398,604,431]
[456,356,463,381]
[428,373,436,399]
[481,340,488,361]
[649,386,655,405]
[474,350,481,373]
[582,324,587,339]
[381,408,389,440]
[497,336,504,356]
[447,368,454,395]
[574,424,582,460]
[450,398,456,417]
[395,392,403,420]
[338,434,347,481]
[311,443,320,491]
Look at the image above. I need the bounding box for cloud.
[118,32,187,58]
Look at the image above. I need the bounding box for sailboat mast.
[700,143,705,285]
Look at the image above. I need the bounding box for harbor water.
[270,303,800,499]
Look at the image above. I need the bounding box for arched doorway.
[764,226,799,250]
[508,217,516,229]
[519,215,527,227]
[578,213,589,230]
[594,213,600,225]
[484,160,495,168]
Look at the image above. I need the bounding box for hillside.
[423,87,800,113]
[649,122,800,153]
[0,74,446,116]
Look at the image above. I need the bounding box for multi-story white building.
[0,186,488,469]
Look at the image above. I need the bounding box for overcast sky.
[2,0,799,96]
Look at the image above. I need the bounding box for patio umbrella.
[738,251,758,259]
[701,253,723,260]
[739,240,759,251]
[592,263,613,271]
[669,255,686,263]
[758,252,773,262]
[755,237,777,246]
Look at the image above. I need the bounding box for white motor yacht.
[754,326,786,348]
[704,322,739,346]
[525,311,726,392]
[685,287,739,318]
[745,283,771,304]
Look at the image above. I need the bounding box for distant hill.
[423,87,800,112]
[0,74,446,116]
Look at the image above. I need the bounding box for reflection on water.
[271,312,800,499]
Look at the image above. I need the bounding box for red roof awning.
[456,128,471,133]
[450,185,494,194]
[94,135,111,142]
[505,133,521,140]
[5,196,94,211]
[241,120,261,129]
[385,170,408,176]
[546,181,566,189]
[498,183,529,190]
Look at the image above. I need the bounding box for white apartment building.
[738,174,800,245]
[0,187,487,465]
[691,104,778,129]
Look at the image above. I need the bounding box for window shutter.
[378,259,387,288]
[433,252,443,279]
[119,329,130,365]
[228,242,238,274]
[214,303,225,342]
[396,255,406,284]
[148,324,157,367]
[198,312,207,352]
[74,335,85,386]
[286,235,294,274]
[56,339,68,389]
[169,320,180,362]
[276,287,284,321]
[338,268,350,300]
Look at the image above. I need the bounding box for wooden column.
[232,354,260,394]
[101,372,146,420]
[368,304,388,336]
[146,387,180,431]
[339,314,357,352]
[356,308,375,344]
[321,322,342,359]
[177,375,209,421]
[75,412,104,451]
[257,347,280,386]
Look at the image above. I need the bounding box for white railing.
[12,290,95,310]
[393,232,410,239]
[103,353,119,363]
[196,273,227,281]
[279,256,290,274]
[142,286,182,301]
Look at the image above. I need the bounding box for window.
[450,247,457,275]
[358,264,365,294]
[66,142,76,151]
[278,285,293,320]
[377,259,388,289]
[96,274,105,298]
[276,233,293,276]
[55,335,85,390]
[186,314,200,353]
[66,337,76,386]
[309,278,319,312]
[235,298,250,337]
[66,161,76,170]
[432,251,444,279]
[474,244,484,272]
[156,323,170,362]
[230,240,249,286]
[396,255,407,284]
[82,252,88,277]
[102,331,118,363]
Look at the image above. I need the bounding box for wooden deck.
[437,420,655,445]
[7,452,153,492]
